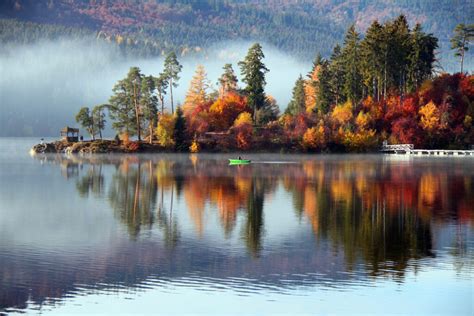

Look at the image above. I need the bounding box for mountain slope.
[1,0,472,69]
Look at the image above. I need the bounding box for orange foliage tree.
[209,92,249,131]
[233,112,253,150]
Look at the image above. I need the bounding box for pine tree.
[173,107,187,151]
[360,20,384,100]
[316,61,333,114]
[341,25,362,105]
[329,44,344,105]
[109,67,144,139]
[75,107,95,140]
[238,43,269,124]
[286,75,306,115]
[109,78,137,138]
[140,75,158,143]
[183,65,210,113]
[92,105,106,140]
[451,23,474,73]
[218,63,238,96]
[407,24,438,92]
[155,73,168,114]
[163,51,182,113]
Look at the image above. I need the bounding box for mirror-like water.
[0,138,473,315]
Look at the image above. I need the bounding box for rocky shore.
[30,140,168,154]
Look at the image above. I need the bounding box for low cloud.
[0,39,309,137]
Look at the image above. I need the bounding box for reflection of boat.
[228,159,251,165]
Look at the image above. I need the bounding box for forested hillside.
[1,0,472,70]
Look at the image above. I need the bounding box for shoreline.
[29,139,474,155]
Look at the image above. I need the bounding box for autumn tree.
[163,51,182,113]
[238,43,269,124]
[156,113,175,147]
[183,65,210,114]
[233,112,253,150]
[209,92,248,131]
[451,23,474,73]
[304,54,322,113]
[302,120,327,151]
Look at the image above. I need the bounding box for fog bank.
[0,39,309,137]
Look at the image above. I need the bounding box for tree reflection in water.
[39,154,473,275]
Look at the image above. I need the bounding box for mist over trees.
[1,0,471,72]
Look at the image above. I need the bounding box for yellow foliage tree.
[419,101,440,132]
[233,112,253,127]
[355,111,371,130]
[304,81,317,113]
[189,139,200,153]
[343,128,378,151]
[155,113,176,147]
[183,65,210,114]
[302,121,327,150]
[331,101,353,126]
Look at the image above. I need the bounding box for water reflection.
[1,153,473,313]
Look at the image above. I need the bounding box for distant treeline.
[74,16,474,152]
[1,0,472,66]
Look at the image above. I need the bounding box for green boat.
[228,159,251,165]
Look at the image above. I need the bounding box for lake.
[0,138,473,315]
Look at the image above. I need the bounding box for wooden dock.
[380,143,474,156]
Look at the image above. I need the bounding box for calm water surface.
[0,138,473,315]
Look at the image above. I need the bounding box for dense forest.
[1,0,472,69]
[71,16,474,152]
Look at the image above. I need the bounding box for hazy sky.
[0,39,309,137]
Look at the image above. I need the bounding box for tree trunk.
[149,122,153,144]
[133,83,141,141]
[170,78,174,113]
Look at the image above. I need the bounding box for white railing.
[381,143,414,152]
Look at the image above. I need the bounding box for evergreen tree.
[341,25,362,105]
[407,24,438,92]
[75,107,95,140]
[316,61,333,114]
[360,20,384,100]
[387,15,411,95]
[109,78,136,137]
[109,67,144,138]
[451,23,474,73]
[238,43,269,124]
[163,51,182,113]
[329,44,345,105]
[218,63,238,96]
[92,105,106,140]
[155,73,168,114]
[286,75,306,115]
[173,107,187,152]
[140,75,158,143]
